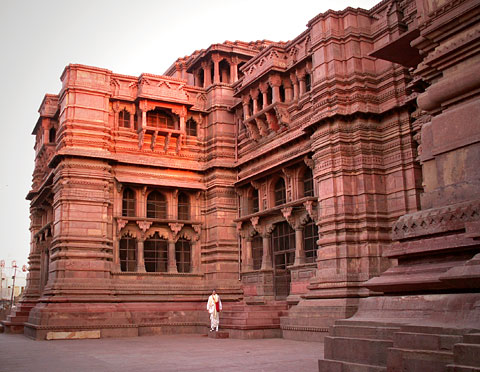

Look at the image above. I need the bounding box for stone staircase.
[1,302,36,334]
[319,320,401,372]
[447,333,480,372]
[319,320,480,372]
[220,301,288,339]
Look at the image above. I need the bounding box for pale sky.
[0,0,380,268]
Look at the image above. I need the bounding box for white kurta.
[207,294,222,330]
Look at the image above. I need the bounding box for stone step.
[393,331,463,351]
[446,365,480,372]
[227,306,288,313]
[452,343,480,366]
[387,347,454,371]
[324,336,393,366]
[400,325,468,336]
[221,310,284,319]
[220,324,280,331]
[463,333,480,344]
[6,315,29,323]
[332,325,401,340]
[222,317,280,326]
[318,359,387,372]
[207,331,229,339]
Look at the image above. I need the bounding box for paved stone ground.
[0,333,324,372]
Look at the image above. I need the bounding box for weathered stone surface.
[46,330,100,340]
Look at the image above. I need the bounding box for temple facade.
[3,0,479,370]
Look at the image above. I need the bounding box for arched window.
[304,219,319,263]
[119,109,130,128]
[147,191,167,219]
[305,73,311,92]
[178,192,190,220]
[120,235,137,272]
[251,188,259,214]
[176,238,191,273]
[144,232,168,272]
[248,97,254,116]
[303,168,314,197]
[252,235,263,270]
[274,178,286,206]
[49,128,56,143]
[122,188,135,217]
[186,118,197,137]
[237,62,246,80]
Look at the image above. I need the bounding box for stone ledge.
[46,330,101,340]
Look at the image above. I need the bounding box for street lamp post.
[10,260,18,308]
[0,260,4,307]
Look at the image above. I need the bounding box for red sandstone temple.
[3,0,479,370]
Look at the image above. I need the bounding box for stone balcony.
[242,101,291,140]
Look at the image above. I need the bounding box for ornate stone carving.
[117,218,128,230]
[150,131,157,150]
[281,207,295,227]
[137,220,152,233]
[304,200,317,221]
[250,216,260,233]
[164,133,171,152]
[304,156,314,170]
[169,222,184,237]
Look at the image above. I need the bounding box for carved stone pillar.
[245,237,253,271]
[297,70,306,95]
[136,239,146,272]
[112,102,120,130]
[141,109,147,129]
[113,237,121,271]
[291,72,299,100]
[259,82,269,107]
[269,76,282,103]
[294,227,305,265]
[129,109,135,129]
[168,241,177,273]
[251,89,260,115]
[284,80,293,102]
[212,54,220,84]
[261,233,273,270]
[242,95,250,118]
[230,59,238,82]
[202,61,211,87]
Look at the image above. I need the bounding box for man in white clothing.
[207,289,222,331]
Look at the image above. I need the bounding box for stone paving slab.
[0,333,324,372]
